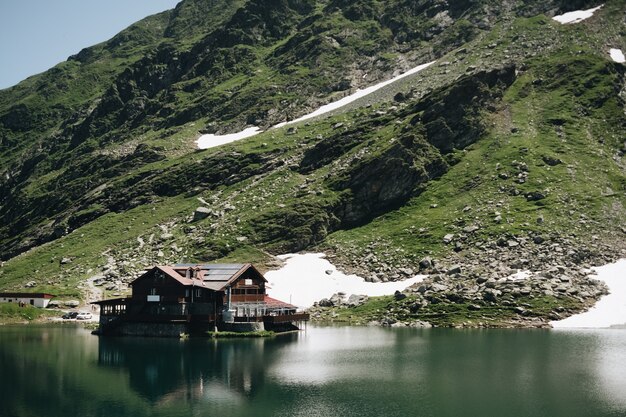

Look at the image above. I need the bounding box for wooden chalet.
[93,263,308,336]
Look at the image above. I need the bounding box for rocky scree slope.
[0,0,625,326]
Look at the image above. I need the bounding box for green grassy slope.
[0,0,624,314]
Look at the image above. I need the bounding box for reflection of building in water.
[93,264,308,336]
[97,333,298,404]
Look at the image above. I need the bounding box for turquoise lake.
[1,325,625,417]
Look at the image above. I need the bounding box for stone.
[329,293,345,305]
[394,290,407,301]
[443,234,455,244]
[431,283,449,292]
[60,257,72,265]
[468,304,482,311]
[399,267,414,276]
[447,265,462,275]
[325,269,333,275]
[542,155,562,166]
[525,191,546,201]
[193,207,211,221]
[346,294,368,307]
[419,257,433,270]
[549,311,562,320]
[160,233,174,241]
[463,225,480,233]
[318,298,333,307]
[483,288,501,302]
[408,320,432,328]
[65,300,80,308]
[24,281,37,288]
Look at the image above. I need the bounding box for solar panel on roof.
[199,264,245,269]
[173,263,245,269]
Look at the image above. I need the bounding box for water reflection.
[97,333,298,405]
[1,325,626,417]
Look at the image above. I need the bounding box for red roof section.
[264,295,297,310]
[0,293,55,299]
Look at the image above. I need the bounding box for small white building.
[0,293,55,308]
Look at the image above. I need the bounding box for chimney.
[185,269,191,279]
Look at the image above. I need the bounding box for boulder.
[193,207,211,221]
[483,288,501,302]
[394,290,407,301]
[419,257,433,270]
[318,298,333,307]
[346,294,368,307]
[65,300,80,308]
[443,234,455,244]
[399,267,414,276]
[447,265,462,275]
[329,293,345,306]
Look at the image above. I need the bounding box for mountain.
[0,0,625,326]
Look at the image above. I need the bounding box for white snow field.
[609,48,625,63]
[551,259,626,328]
[552,5,603,24]
[196,126,261,149]
[264,253,424,308]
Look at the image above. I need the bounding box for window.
[244,279,253,286]
[30,300,34,305]
[195,288,202,298]
[150,288,157,295]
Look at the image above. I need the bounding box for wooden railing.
[263,313,310,323]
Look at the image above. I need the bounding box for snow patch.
[507,270,532,281]
[552,5,603,24]
[196,126,261,149]
[196,60,435,149]
[264,253,425,308]
[609,48,625,63]
[275,61,435,127]
[551,259,626,328]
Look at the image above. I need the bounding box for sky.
[0,0,181,89]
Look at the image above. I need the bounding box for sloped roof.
[264,295,297,310]
[131,263,265,291]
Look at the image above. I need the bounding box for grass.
[313,294,584,327]
[1,1,624,325]
[0,304,61,323]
